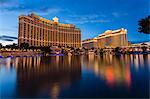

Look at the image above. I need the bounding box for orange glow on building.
[82,28,128,49]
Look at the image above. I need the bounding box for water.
[0,54,149,98]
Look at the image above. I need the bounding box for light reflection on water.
[0,58,16,98]
[0,54,149,98]
[82,55,132,87]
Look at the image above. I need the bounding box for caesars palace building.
[82,28,128,49]
[18,13,81,48]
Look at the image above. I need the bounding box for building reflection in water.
[9,56,82,98]
[0,57,17,97]
[82,54,150,88]
[0,54,149,98]
[130,54,150,71]
[50,83,60,99]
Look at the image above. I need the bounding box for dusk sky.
[0,0,149,45]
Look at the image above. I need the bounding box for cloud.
[64,19,110,24]
[35,7,61,15]
[63,14,111,24]
[112,12,128,17]
[0,6,61,15]
[0,27,17,31]
[1,39,14,41]
[0,0,18,8]
[1,35,17,39]
[0,1,111,24]
[0,35,17,42]
[0,40,17,46]
[0,0,12,5]
[0,1,61,15]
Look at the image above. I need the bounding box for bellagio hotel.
[18,13,81,48]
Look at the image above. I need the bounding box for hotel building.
[18,13,81,48]
[82,28,128,49]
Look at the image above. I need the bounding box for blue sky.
[0,0,149,45]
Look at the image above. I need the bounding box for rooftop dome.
[104,30,112,35]
[53,16,59,23]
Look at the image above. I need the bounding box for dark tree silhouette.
[114,47,121,54]
[20,43,29,50]
[99,48,104,55]
[91,47,95,50]
[70,47,75,50]
[0,43,2,49]
[40,46,52,53]
[138,16,150,34]
[10,43,18,49]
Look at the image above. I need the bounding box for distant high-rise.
[18,13,81,48]
[82,28,128,49]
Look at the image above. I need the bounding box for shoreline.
[0,51,149,58]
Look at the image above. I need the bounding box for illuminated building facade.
[82,28,128,49]
[82,38,98,49]
[18,13,81,48]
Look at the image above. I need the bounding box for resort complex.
[18,13,81,48]
[1,1,150,98]
[82,28,128,49]
[0,16,149,57]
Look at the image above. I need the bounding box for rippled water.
[0,54,149,98]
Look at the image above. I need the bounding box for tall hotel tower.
[18,13,81,48]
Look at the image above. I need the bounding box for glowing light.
[53,16,59,23]
[50,83,60,98]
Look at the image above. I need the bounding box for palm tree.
[0,43,2,49]
[41,46,52,54]
[20,43,29,51]
[99,48,104,55]
[11,43,18,49]
[114,47,121,55]
[138,16,150,34]
[29,46,35,51]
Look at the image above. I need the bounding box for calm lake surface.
[0,54,150,98]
